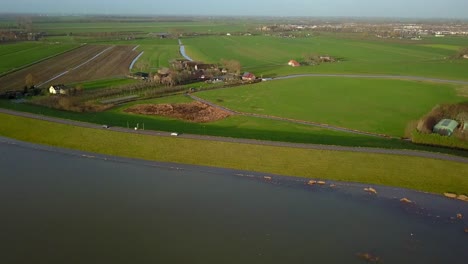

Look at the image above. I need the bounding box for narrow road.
[272,73,468,85]
[188,94,396,139]
[1,108,467,164]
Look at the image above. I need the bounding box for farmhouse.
[242,72,256,81]
[288,60,301,67]
[463,54,468,59]
[49,85,69,95]
[433,119,459,136]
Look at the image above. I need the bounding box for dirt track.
[0,45,139,93]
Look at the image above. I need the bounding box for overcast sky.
[2,0,468,19]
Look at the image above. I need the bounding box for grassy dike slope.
[1,112,466,195]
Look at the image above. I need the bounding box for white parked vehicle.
[170,132,179,136]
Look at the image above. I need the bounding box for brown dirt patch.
[124,101,232,123]
[0,45,139,93]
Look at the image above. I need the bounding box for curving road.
[1,108,467,164]
[271,73,468,85]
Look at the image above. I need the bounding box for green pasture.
[34,21,254,35]
[2,95,468,157]
[183,35,468,80]
[0,42,78,74]
[72,78,141,90]
[1,112,467,195]
[0,97,406,149]
[132,39,181,70]
[197,77,466,137]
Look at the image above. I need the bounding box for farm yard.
[0,45,140,93]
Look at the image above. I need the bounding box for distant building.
[49,85,69,95]
[242,72,256,81]
[195,64,217,71]
[433,119,459,136]
[463,54,468,59]
[288,60,301,67]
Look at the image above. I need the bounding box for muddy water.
[0,139,467,264]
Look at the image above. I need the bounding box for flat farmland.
[0,42,78,74]
[0,45,139,92]
[183,35,468,80]
[196,77,466,137]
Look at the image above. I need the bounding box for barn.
[433,119,459,136]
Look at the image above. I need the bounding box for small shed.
[433,119,459,136]
[288,60,300,67]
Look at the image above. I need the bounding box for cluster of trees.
[452,47,468,59]
[302,53,337,66]
[150,59,242,87]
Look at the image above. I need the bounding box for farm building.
[288,60,301,67]
[464,54,468,59]
[49,85,69,95]
[433,119,459,136]
[242,72,256,81]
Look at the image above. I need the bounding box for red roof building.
[288,60,301,67]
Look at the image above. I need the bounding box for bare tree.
[220,59,241,75]
[25,73,35,88]
[16,16,33,32]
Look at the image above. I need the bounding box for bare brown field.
[0,45,139,93]
[124,102,232,123]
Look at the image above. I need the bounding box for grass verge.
[0,112,467,195]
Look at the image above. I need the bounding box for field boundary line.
[0,44,84,78]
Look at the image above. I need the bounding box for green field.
[131,39,181,70]
[183,35,468,80]
[3,95,468,157]
[1,112,467,195]
[34,21,256,35]
[197,77,466,137]
[0,42,78,74]
[72,77,141,90]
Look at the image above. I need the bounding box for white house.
[49,85,69,95]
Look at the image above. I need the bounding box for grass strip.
[1,112,467,195]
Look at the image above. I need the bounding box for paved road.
[272,73,468,85]
[188,94,396,139]
[1,108,467,164]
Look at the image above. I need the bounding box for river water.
[0,139,467,264]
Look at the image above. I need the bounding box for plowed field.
[0,45,139,93]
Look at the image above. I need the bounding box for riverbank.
[1,112,467,195]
